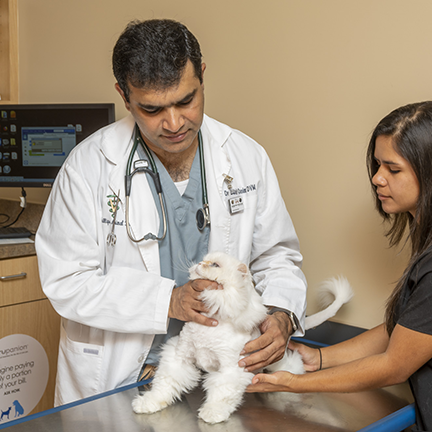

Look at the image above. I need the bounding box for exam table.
[0,373,415,431]
[0,323,416,432]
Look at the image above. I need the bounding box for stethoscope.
[106,125,210,246]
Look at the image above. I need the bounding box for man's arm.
[242,149,307,370]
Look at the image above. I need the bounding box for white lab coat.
[36,114,307,406]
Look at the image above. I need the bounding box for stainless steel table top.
[4,381,414,432]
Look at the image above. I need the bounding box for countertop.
[0,199,45,260]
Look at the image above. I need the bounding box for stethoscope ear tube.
[124,132,167,241]
[197,131,210,230]
[152,172,162,195]
[125,174,132,197]
[126,167,163,196]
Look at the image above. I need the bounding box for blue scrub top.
[137,142,210,365]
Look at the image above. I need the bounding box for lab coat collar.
[201,114,233,187]
[105,114,135,211]
[201,115,233,254]
[101,114,135,165]
[104,113,233,197]
[103,113,234,270]
[201,114,231,148]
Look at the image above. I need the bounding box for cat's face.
[188,252,265,328]
[189,252,250,287]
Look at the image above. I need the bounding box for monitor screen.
[0,103,115,188]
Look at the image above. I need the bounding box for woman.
[247,102,432,431]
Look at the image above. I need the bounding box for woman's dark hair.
[112,19,203,101]
[366,101,432,334]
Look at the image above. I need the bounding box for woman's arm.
[247,324,432,393]
[290,323,390,371]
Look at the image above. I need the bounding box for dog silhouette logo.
[0,407,12,421]
[13,400,24,417]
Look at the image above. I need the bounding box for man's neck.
[154,138,199,183]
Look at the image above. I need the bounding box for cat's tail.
[304,276,353,330]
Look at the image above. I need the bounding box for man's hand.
[169,279,221,326]
[238,312,292,371]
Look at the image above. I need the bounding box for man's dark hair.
[113,19,203,101]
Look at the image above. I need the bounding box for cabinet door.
[0,299,60,415]
[0,0,18,102]
[0,256,45,307]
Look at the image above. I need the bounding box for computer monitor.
[0,103,115,188]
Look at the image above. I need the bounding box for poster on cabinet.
[0,334,49,424]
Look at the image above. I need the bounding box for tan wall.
[2,0,430,329]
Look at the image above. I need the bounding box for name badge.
[228,197,244,214]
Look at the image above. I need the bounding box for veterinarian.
[248,101,432,432]
[36,19,307,406]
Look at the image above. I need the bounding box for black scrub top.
[395,252,432,432]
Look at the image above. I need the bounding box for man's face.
[116,61,205,159]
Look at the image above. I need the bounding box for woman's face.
[372,135,420,217]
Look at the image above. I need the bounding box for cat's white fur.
[132,252,353,424]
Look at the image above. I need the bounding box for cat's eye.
[210,262,220,268]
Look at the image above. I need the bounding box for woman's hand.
[288,340,322,371]
[246,371,296,393]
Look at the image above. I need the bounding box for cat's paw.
[198,402,233,424]
[132,393,168,414]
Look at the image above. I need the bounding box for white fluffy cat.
[132,251,353,424]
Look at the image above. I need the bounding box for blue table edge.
[357,403,415,432]
[0,380,146,429]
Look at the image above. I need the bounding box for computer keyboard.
[0,227,32,239]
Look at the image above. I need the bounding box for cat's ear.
[237,263,248,275]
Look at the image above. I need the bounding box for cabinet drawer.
[0,298,60,414]
[0,255,45,307]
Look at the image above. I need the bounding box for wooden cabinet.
[0,255,60,415]
[0,0,18,103]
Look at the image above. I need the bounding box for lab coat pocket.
[225,191,258,263]
[55,322,104,405]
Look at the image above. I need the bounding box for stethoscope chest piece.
[196,204,210,231]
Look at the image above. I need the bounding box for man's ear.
[200,63,206,87]
[115,83,131,111]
